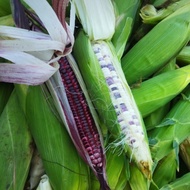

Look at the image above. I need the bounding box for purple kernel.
[97,163,103,167]
[94,153,100,159]
[106,77,114,85]
[86,147,93,152]
[92,159,98,164]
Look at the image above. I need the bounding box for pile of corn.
[1,0,190,189]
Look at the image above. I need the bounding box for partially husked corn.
[74,31,153,179]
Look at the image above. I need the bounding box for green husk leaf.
[149,86,190,162]
[150,150,177,189]
[0,89,33,190]
[160,172,190,190]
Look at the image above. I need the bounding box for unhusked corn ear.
[25,85,90,190]
[149,86,190,162]
[73,30,153,179]
[143,59,176,129]
[132,65,190,117]
[121,4,190,85]
[159,172,190,190]
[180,136,190,171]
[150,150,177,189]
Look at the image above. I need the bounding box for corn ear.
[150,150,177,189]
[143,59,176,129]
[25,85,90,190]
[121,4,190,85]
[149,86,190,162]
[73,30,153,179]
[132,65,190,117]
[48,55,109,189]
[0,89,33,190]
[180,135,190,171]
[159,172,190,190]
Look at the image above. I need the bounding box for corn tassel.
[121,4,190,85]
[0,89,33,190]
[132,65,190,117]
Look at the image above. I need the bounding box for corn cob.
[0,89,33,190]
[50,55,110,190]
[149,86,190,163]
[24,85,90,190]
[159,172,190,190]
[132,65,190,117]
[121,4,190,85]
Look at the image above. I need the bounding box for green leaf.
[0,89,33,190]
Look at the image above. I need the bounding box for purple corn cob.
[58,56,110,190]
